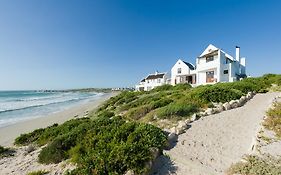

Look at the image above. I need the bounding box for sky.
[0,0,280,90]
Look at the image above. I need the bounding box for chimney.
[236,46,240,62]
[155,70,159,75]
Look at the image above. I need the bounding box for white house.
[135,71,169,91]
[171,59,196,86]
[171,44,246,86]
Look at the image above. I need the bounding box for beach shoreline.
[0,92,117,147]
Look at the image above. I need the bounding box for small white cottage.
[135,71,169,91]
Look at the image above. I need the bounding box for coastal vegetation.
[228,155,281,175]
[0,145,14,158]
[97,74,281,126]
[27,170,49,175]
[13,74,281,174]
[264,102,281,138]
[15,117,167,174]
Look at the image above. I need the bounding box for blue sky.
[0,0,280,90]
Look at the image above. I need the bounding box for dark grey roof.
[140,79,145,82]
[146,73,165,80]
[182,61,195,70]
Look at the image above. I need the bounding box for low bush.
[97,74,281,123]
[0,145,6,154]
[27,170,49,175]
[156,102,198,119]
[174,83,192,91]
[264,102,281,138]
[0,145,15,158]
[191,85,243,103]
[15,116,167,174]
[152,84,173,92]
[228,155,281,175]
[126,105,154,120]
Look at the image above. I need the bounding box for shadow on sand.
[149,154,178,175]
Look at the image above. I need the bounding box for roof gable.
[146,73,165,80]
[199,44,235,61]
[199,44,218,57]
[173,59,195,70]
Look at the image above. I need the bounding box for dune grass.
[27,170,49,175]
[263,102,281,138]
[227,155,281,175]
[0,145,15,158]
[97,74,281,124]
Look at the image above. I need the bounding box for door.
[206,71,214,83]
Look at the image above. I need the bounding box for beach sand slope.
[151,92,280,175]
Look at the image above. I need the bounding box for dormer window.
[206,56,214,62]
[177,68,182,74]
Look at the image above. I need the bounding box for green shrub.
[228,155,281,175]
[0,145,5,154]
[152,84,173,92]
[27,170,49,175]
[156,102,198,119]
[15,128,46,146]
[174,83,192,90]
[0,145,15,158]
[97,110,115,118]
[16,116,167,174]
[150,98,173,109]
[191,85,243,103]
[39,137,70,164]
[126,105,154,120]
[264,102,281,137]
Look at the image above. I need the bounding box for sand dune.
[151,92,280,175]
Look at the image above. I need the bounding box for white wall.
[171,59,193,85]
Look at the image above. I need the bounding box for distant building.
[135,71,169,91]
[171,44,246,86]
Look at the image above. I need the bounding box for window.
[157,79,161,83]
[177,68,182,74]
[225,58,229,64]
[206,56,214,62]
[223,70,229,74]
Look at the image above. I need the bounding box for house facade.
[135,71,169,91]
[171,59,196,86]
[171,44,246,86]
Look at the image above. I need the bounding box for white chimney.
[236,46,240,62]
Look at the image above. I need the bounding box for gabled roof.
[174,59,195,70]
[146,73,165,80]
[199,44,235,61]
[182,61,195,70]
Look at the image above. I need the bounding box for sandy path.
[0,92,117,147]
[152,92,280,175]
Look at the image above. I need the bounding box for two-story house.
[171,44,246,86]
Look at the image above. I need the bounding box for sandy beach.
[0,92,117,147]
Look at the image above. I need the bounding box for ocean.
[0,90,102,128]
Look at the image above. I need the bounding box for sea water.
[0,91,102,128]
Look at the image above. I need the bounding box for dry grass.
[227,155,281,175]
[263,102,281,138]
